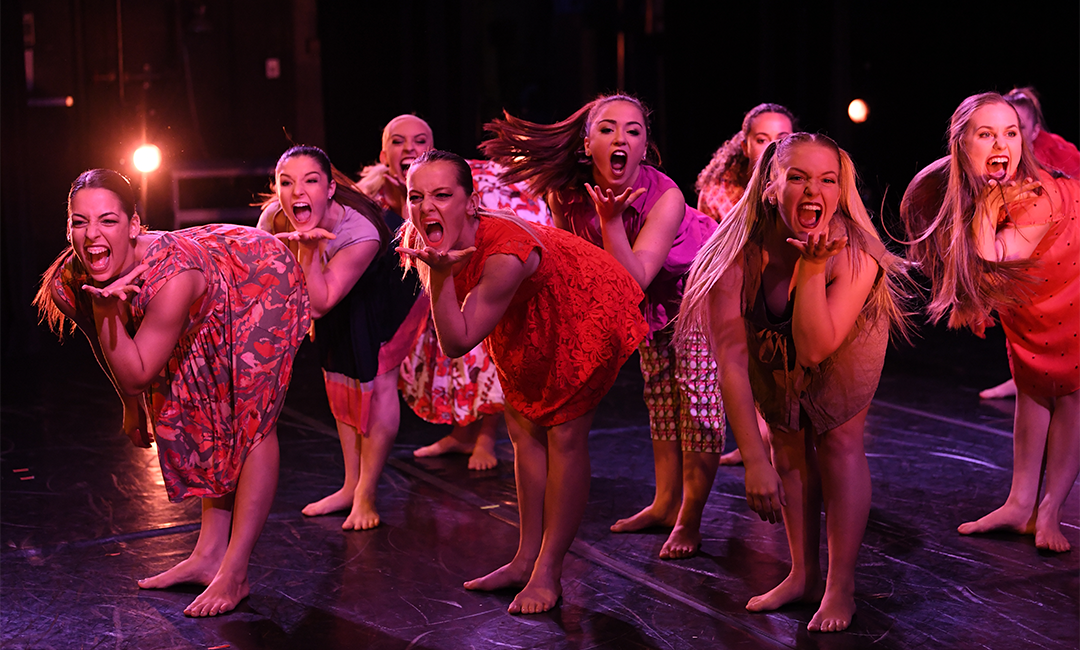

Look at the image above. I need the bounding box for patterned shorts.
[639,328,725,454]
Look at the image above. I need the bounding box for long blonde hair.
[912,93,1041,330]
[678,133,913,344]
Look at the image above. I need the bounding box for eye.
[788,173,804,182]
[408,194,422,204]
[977,131,992,139]
[392,137,404,145]
[1006,129,1018,138]
[628,129,640,137]
[436,192,452,199]
[102,217,119,225]
[70,218,86,228]
[756,137,768,144]
[600,126,613,134]
[822,177,837,185]
[279,179,291,188]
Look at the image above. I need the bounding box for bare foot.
[468,445,498,471]
[464,561,532,592]
[184,572,250,617]
[343,496,380,530]
[301,487,353,517]
[414,435,472,458]
[508,573,561,615]
[746,572,824,612]
[719,448,744,466]
[609,503,677,533]
[957,502,1035,536]
[979,378,1017,400]
[659,524,701,559]
[1035,505,1072,552]
[138,555,220,590]
[807,592,855,632]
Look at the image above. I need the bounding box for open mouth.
[291,201,313,225]
[797,203,823,230]
[423,218,444,245]
[610,151,628,176]
[987,155,1009,180]
[400,157,415,177]
[85,245,111,273]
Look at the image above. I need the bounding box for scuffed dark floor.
[2,325,1078,650]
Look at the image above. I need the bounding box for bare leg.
[720,410,771,466]
[959,390,1050,537]
[1036,390,1079,552]
[511,409,596,614]
[660,450,719,559]
[184,428,280,616]
[808,408,871,633]
[746,425,824,612]
[980,378,1018,400]
[465,406,546,593]
[344,369,401,530]
[468,413,500,471]
[302,418,360,516]
[610,439,682,532]
[138,495,233,590]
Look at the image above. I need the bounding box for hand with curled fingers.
[584,183,646,225]
[743,461,787,524]
[81,263,149,304]
[983,176,1043,223]
[396,244,476,276]
[786,231,848,264]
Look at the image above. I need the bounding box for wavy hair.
[678,133,913,346]
[912,93,1041,330]
[481,93,661,206]
[695,103,796,198]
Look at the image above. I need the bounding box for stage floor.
[2,331,1077,650]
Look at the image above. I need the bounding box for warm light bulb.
[133,144,162,173]
[848,99,869,123]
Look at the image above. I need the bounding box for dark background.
[3,0,1078,372]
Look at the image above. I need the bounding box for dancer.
[259,145,421,530]
[902,93,1079,552]
[35,169,310,616]
[398,149,647,614]
[978,87,1079,400]
[484,94,724,560]
[697,103,796,221]
[679,133,912,632]
[696,102,797,464]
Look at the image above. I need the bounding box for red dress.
[999,174,1080,397]
[55,225,310,501]
[453,216,647,426]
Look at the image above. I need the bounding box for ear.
[762,183,777,206]
[328,178,337,200]
[379,150,388,166]
[65,223,72,243]
[129,214,142,237]
[583,136,591,157]
[741,138,751,159]
[466,191,480,216]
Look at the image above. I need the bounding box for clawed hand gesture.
[787,231,848,264]
[396,244,476,275]
[983,176,1042,223]
[585,183,646,224]
[82,263,149,304]
[123,400,153,448]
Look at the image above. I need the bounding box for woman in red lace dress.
[35,169,310,617]
[398,150,646,615]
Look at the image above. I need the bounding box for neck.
[321,201,343,232]
[763,218,800,266]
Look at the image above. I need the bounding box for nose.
[86,221,100,239]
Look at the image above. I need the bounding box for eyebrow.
[975,123,1019,131]
[787,166,837,175]
[597,118,644,128]
[70,210,120,219]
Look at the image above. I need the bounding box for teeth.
[989,156,1008,164]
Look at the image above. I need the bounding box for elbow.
[118,376,152,396]
[441,342,470,359]
[796,346,833,369]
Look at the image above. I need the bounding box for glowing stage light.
[133,144,162,173]
[848,99,869,123]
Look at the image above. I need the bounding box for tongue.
[988,162,1008,181]
[798,210,820,229]
[425,223,444,244]
[611,154,627,174]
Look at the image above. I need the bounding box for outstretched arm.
[707,261,786,523]
[788,232,877,368]
[587,184,684,290]
[282,229,378,319]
